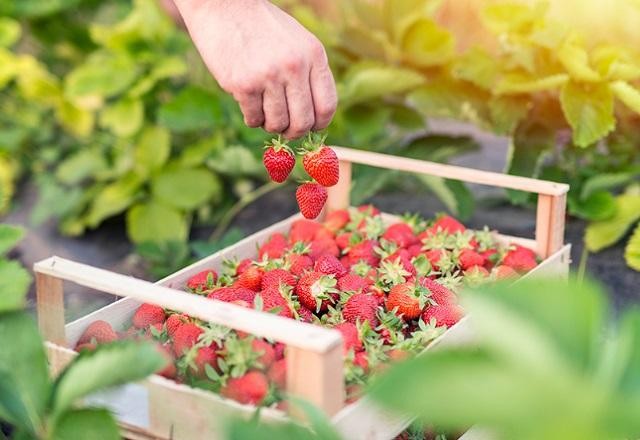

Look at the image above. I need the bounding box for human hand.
[174,0,337,139]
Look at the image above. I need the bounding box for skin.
[173,0,338,139]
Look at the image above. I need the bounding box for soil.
[6,120,638,319]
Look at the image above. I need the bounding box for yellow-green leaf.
[495,73,568,95]
[610,81,640,115]
[85,173,142,228]
[452,47,499,90]
[401,18,454,67]
[99,98,144,137]
[340,63,424,105]
[592,45,640,82]
[585,194,640,252]
[55,100,95,138]
[557,35,601,82]
[134,126,170,177]
[151,167,221,210]
[482,2,546,34]
[625,223,640,271]
[127,202,188,243]
[0,18,20,47]
[560,80,615,148]
[65,54,138,102]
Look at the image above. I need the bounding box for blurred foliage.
[369,277,640,439]
[0,224,31,311]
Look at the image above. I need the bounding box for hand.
[174,0,338,139]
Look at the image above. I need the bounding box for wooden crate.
[34,146,571,440]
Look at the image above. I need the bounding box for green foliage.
[0,224,31,312]
[369,277,640,439]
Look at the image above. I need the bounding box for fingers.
[236,91,265,128]
[262,85,290,133]
[282,74,315,140]
[309,59,338,131]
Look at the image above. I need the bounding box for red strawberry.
[172,323,203,356]
[502,245,537,273]
[193,346,219,378]
[407,244,422,258]
[458,249,486,270]
[166,314,189,337]
[424,249,446,271]
[288,253,313,277]
[258,233,288,260]
[236,258,253,275]
[385,249,416,277]
[261,268,296,291]
[324,209,350,233]
[289,219,322,243]
[258,287,294,318]
[343,293,379,327]
[309,238,339,260]
[273,342,285,360]
[296,183,328,219]
[337,273,368,293]
[186,269,218,291]
[155,344,177,379]
[235,265,263,291]
[335,322,363,353]
[76,320,118,347]
[432,215,466,234]
[314,254,347,277]
[295,271,337,312]
[354,351,369,373]
[267,359,287,390]
[301,135,339,187]
[252,338,276,368]
[348,239,380,267]
[208,286,257,304]
[493,265,519,280]
[481,248,498,268]
[220,370,269,405]
[418,277,457,306]
[132,304,166,329]
[263,139,295,183]
[421,303,463,327]
[314,227,335,242]
[382,223,417,248]
[297,305,315,322]
[386,282,429,320]
[335,232,353,250]
[357,205,380,216]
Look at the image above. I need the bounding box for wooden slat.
[331,146,569,196]
[36,273,66,346]
[286,343,344,418]
[326,160,352,213]
[34,257,342,354]
[535,194,567,258]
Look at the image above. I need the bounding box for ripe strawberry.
[354,351,369,373]
[172,323,203,356]
[314,226,335,242]
[289,219,322,243]
[432,215,466,234]
[384,249,416,277]
[193,346,219,378]
[258,287,294,318]
[334,322,363,353]
[263,139,295,183]
[166,314,189,337]
[297,305,315,322]
[382,223,417,249]
[481,248,498,268]
[335,232,353,250]
[386,282,430,320]
[407,244,422,258]
[493,265,519,280]
[261,268,296,291]
[343,293,379,327]
[208,286,256,304]
[424,249,446,271]
[337,273,368,293]
[186,269,218,291]
[273,342,286,360]
[324,209,350,233]
[296,182,328,219]
[267,359,287,390]
[357,205,380,216]
[132,304,166,329]
[418,277,457,306]
[309,237,339,260]
[235,265,263,291]
[155,344,177,379]
[502,245,537,273]
[301,134,339,187]
[76,320,118,346]
[220,370,269,405]
[252,338,276,368]
[236,258,253,275]
[458,249,486,270]
[421,303,463,327]
[258,233,288,260]
[314,254,347,277]
[348,239,379,267]
[295,271,338,312]
[287,253,313,277]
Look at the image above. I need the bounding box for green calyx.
[299,131,327,153]
[264,134,292,153]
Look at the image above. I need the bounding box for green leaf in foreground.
[51,341,164,417]
[0,259,32,312]
[569,190,617,221]
[624,222,640,271]
[51,408,120,440]
[585,193,640,252]
[0,223,24,255]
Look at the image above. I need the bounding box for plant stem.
[209,181,281,242]
[577,245,589,284]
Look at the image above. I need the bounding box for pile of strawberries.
[262,133,339,219]
[75,206,539,408]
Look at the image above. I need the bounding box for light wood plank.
[331,146,569,196]
[326,160,352,213]
[35,257,342,354]
[535,194,567,258]
[36,273,66,346]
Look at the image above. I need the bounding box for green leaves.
[0,225,30,312]
[610,80,640,114]
[624,223,640,271]
[152,167,222,210]
[65,54,139,103]
[134,125,171,177]
[85,173,142,228]
[339,63,424,105]
[585,193,640,252]
[126,202,188,244]
[51,408,120,440]
[51,341,165,418]
[569,190,617,221]
[0,223,24,255]
[560,81,615,148]
[0,17,20,47]
[158,86,222,132]
[99,98,144,138]
[401,18,454,67]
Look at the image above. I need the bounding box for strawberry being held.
[263,137,296,183]
[300,133,339,187]
[296,182,328,219]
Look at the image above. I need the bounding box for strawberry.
[309,237,339,260]
[334,322,363,353]
[155,344,177,379]
[343,293,379,327]
[432,215,466,234]
[314,226,335,242]
[295,271,338,312]
[481,248,498,268]
[314,254,347,277]
[172,323,203,356]
[407,244,422,258]
[76,320,118,347]
[301,134,339,187]
[296,182,328,219]
[273,342,286,360]
[258,287,294,318]
[337,273,368,293]
[297,305,315,322]
[208,286,256,304]
[335,232,353,250]
[354,351,369,373]
[263,138,295,183]
[258,233,288,260]
[348,239,380,267]
[287,253,313,277]
[220,370,269,405]
[324,209,350,233]
[192,346,219,378]
[382,223,417,249]
[493,265,519,280]
[357,205,380,216]
[424,248,446,271]
[252,338,276,368]
[267,359,287,390]
[165,314,189,337]
[186,269,218,292]
[418,277,457,306]
[421,303,463,327]
[132,304,166,329]
[458,249,486,270]
[386,282,430,320]
[502,245,537,273]
[236,258,253,275]
[235,265,263,291]
[289,219,322,243]
[261,268,296,291]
